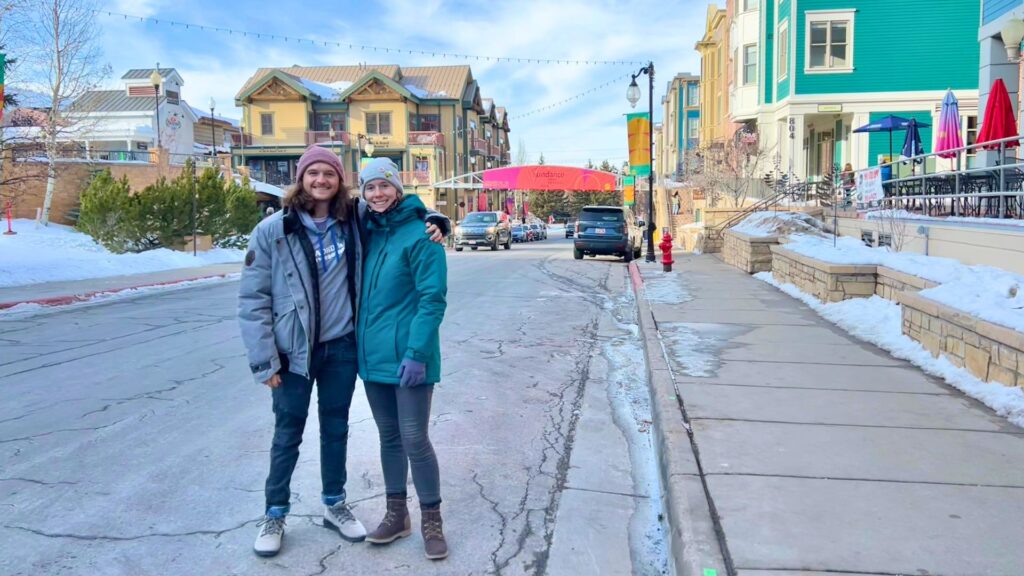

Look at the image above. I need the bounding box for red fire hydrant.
[659,229,674,272]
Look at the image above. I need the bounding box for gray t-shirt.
[299,211,354,342]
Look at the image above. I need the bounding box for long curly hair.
[282,179,353,222]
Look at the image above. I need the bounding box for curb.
[0,273,236,311]
[628,262,729,576]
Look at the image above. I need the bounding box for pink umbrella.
[935,90,963,159]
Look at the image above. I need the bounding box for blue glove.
[397,358,427,388]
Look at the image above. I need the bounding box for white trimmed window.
[806,10,855,72]
[777,20,789,80]
[743,44,757,85]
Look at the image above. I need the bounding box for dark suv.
[573,206,644,262]
[454,211,512,251]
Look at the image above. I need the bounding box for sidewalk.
[632,255,1024,576]
[0,263,241,310]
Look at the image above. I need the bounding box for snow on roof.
[404,84,429,98]
[188,104,240,127]
[239,175,285,197]
[298,78,353,101]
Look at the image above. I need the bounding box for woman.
[356,158,449,560]
[238,146,446,558]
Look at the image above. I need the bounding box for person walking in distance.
[356,158,450,560]
[238,146,447,558]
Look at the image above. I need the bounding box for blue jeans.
[265,335,357,517]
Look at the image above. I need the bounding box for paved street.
[0,237,668,576]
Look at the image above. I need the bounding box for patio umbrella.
[853,114,931,170]
[977,78,1019,150]
[901,119,924,164]
[935,89,963,159]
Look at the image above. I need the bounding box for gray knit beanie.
[359,158,404,197]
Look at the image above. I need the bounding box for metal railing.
[399,171,432,186]
[408,131,445,146]
[11,147,155,163]
[848,133,1024,219]
[470,137,488,155]
[305,131,351,147]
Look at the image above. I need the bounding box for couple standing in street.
[237,145,449,560]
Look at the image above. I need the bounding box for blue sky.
[94,0,708,166]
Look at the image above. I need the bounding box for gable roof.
[235,64,473,104]
[122,68,181,80]
[335,70,418,102]
[71,90,165,113]
[401,66,472,100]
[236,65,399,101]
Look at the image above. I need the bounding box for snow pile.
[865,209,1024,229]
[0,219,243,288]
[783,234,1024,332]
[921,278,1024,333]
[730,211,824,237]
[755,272,1024,428]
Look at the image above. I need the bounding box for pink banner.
[482,165,616,191]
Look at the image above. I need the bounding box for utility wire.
[95,10,646,67]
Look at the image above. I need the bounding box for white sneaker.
[254,515,286,557]
[323,501,367,542]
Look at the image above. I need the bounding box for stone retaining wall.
[900,292,1024,387]
[769,246,877,303]
[876,267,938,301]
[723,230,779,274]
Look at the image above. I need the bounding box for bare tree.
[516,137,528,166]
[17,0,109,225]
[683,147,722,208]
[701,134,769,209]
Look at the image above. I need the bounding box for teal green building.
[753,0,980,181]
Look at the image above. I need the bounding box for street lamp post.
[149,67,162,150]
[627,61,656,263]
[209,97,217,166]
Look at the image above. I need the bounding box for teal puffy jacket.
[357,194,447,385]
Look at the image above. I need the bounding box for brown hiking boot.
[421,507,448,560]
[366,495,411,544]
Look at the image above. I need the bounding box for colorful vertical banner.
[623,176,635,206]
[0,54,6,123]
[626,112,651,176]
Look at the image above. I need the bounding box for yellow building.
[233,64,512,221]
[695,6,729,148]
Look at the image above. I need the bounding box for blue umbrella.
[901,119,924,165]
[854,115,932,179]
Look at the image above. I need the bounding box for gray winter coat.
[237,199,449,385]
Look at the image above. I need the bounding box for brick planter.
[723,229,779,274]
[899,291,1024,388]
[769,246,877,303]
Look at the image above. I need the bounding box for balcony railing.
[486,142,499,158]
[470,137,488,155]
[400,171,432,186]
[408,131,445,147]
[305,131,351,147]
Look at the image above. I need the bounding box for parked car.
[565,218,576,238]
[511,224,528,243]
[529,223,544,241]
[572,205,644,262]
[455,211,512,251]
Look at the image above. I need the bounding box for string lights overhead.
[95,10,645,67]
[509,73,633,120]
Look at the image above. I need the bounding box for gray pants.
[364,382,441,506]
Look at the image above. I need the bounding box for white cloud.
[93,0,708,166]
